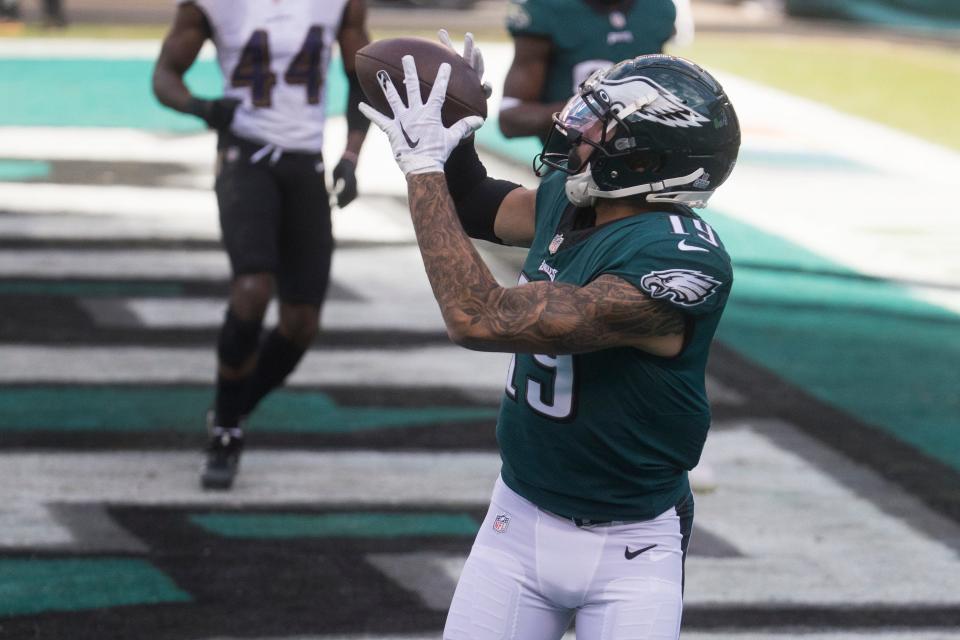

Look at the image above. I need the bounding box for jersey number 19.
[504,272,576,420]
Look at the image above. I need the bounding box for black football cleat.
[201,415,244,490]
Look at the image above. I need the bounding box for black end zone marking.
[0,419,499,451]
[0,504,483,639]
[683,605,960,630]
[1,324,451,348]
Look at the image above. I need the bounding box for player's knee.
[278,304,320,347]
[217,308,263,369]
[229,274,274,320]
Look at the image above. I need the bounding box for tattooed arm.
[407,173,686,356]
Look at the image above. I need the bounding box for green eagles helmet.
[534,54,741,208]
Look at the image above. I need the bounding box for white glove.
[359,56,484,176]
[438,29,492,99]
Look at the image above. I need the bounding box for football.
[355,37,488,128]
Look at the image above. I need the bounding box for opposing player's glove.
[188,97,241,131]
[438,29,493,100]
[359,56,484,176]
[332,156,358,208]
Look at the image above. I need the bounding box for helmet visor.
[533,92,623,177]
[558,94,607,141]
[555,94,607,169]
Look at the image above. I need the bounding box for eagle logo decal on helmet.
[630,78,710,129]
[640,269,722,306]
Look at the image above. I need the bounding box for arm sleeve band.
[345,70,369,134]
[444,138,522,245]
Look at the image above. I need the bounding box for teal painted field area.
[1,57,348,129]
[0,386,497,433]
[0,558,190,617]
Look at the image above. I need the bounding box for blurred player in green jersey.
[500,0,693,141]
[361,35,739,637]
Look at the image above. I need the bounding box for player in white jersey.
[153,0,371,489]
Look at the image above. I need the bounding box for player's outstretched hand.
[359,56,484,177]
[438,29,492,100]
[332,156,358,208]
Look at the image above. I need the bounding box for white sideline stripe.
[0,345,512,391]
[0,128,217,165]
[0,248,230,279]
[111,297,446,332]
[0,212,221,241]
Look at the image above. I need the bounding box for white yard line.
[0,344,512,392]
[0,248,230,279]
[98,297,445,332]
[0,127,216,165]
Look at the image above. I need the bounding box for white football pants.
[444,476,691,640]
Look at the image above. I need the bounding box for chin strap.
[592,168,705,199]
[566,167,714,208]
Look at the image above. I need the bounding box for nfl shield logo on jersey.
[548,233,565,255]
[493,514,510,534]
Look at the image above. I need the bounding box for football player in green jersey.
[361,38,739,640]
[501,0,693,140]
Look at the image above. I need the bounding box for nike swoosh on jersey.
[624,544,657,560]
[677,239,709,252]
[399,122,420,148]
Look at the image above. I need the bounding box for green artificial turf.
[677,34,960,150]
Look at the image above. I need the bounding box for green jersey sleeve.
[506,0,555,38]
[604,232,733,317]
